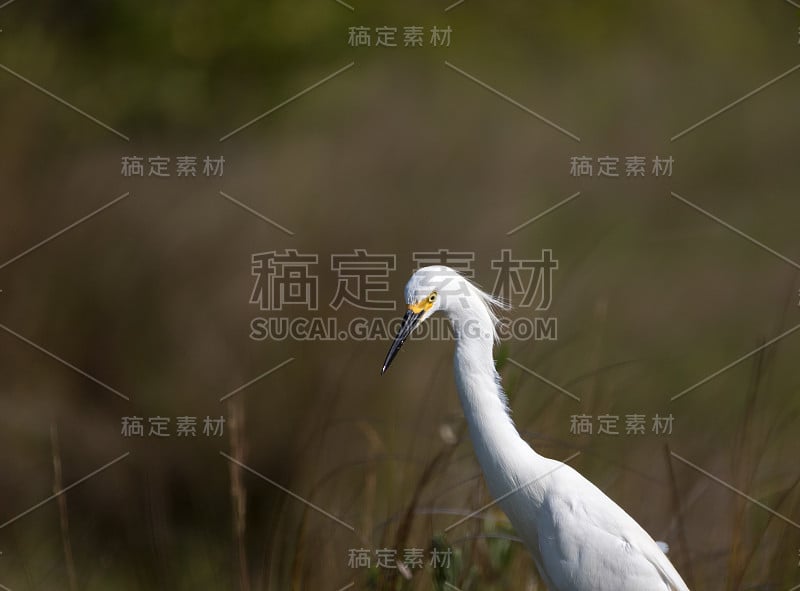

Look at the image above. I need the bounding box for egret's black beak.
[381,309,424,374]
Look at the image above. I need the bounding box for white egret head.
[381,265,501,374]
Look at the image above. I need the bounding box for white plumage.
[382,265,689,590]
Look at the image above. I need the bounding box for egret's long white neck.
[446,288,550,505]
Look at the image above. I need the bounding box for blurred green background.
[1,1,799,589]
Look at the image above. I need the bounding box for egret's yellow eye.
[408,291,438,314]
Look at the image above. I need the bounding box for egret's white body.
[383,266,689,591]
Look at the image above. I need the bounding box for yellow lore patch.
[408,300,428,314]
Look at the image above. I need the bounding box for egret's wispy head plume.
[469,279,508,343]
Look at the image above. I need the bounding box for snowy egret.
[382,266,689,590]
